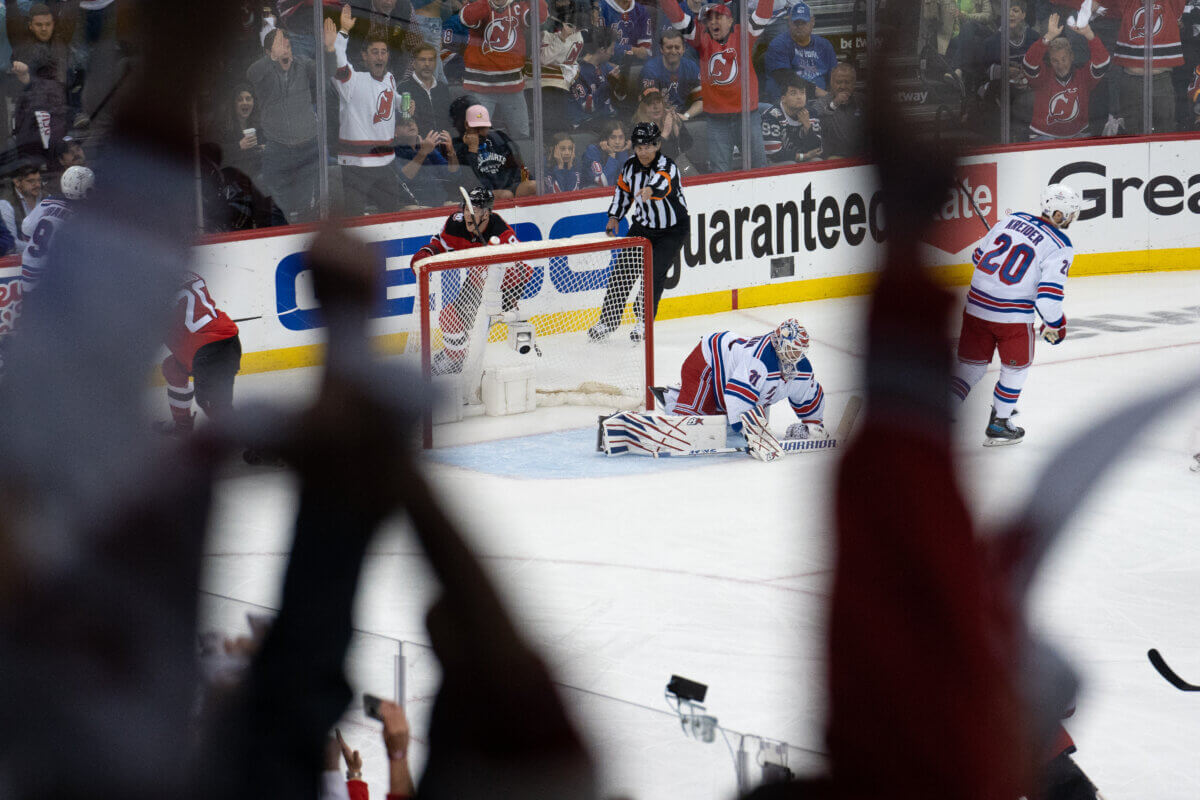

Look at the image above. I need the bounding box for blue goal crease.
[427,427,745,478]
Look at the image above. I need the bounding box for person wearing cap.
[590,121,689,342]
[763,1,836,101]
[632,86,694,169]
[761,72,822,163]
[660,0,774,173]
[452,103,537,198]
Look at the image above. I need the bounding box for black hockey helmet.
[461,186,494,212]
[630,122,661,146]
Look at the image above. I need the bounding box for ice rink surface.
[200,269,1200,799]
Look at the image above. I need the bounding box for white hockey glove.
[740,408,784,462]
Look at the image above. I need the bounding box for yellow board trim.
[228,250,1200,375]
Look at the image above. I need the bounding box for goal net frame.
[415,234,655,448]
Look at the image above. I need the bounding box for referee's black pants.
[597,219,689,330]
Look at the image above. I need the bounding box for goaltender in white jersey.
[600,319,830,461]
[660,319,826,437]
[951,184,1080,445]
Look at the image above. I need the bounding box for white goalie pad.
[598,412,729,457]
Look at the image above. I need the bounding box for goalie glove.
[785,421,829,440]
[1040,317,1066,345]
[740,407,784,462]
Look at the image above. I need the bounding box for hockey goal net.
[412,234,654,446]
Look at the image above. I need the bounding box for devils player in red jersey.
[159,271,242,435]
[410,187,531,374]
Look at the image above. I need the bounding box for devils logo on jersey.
[374,88,395,124]
[1128,4,1165,41]
[707,48,738,86]
[1046,87,1080,124]
[483,15,519,53]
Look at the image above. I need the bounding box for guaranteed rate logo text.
[681,184,886,268]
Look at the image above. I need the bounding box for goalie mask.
[771,319,809,379]
[1040,184,1081,228]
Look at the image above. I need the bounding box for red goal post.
[413,233,655,447]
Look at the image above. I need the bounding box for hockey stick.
[459,185,474,217]
[1148,649,1200,691]
[601,397,862,458]
[958,177,992,233]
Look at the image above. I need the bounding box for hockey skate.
[983,408,1024,446]
[588,321,611,341]
[630,320,644,343]
[1191,453,1200,473]
[649,385,668,408]
[431,349,464,375]
[154,417,193,438]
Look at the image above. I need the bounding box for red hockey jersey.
[460,0,549,94]
[1023,35,1110,138]
[166,272,239,372]
[1103,0,1185,70]
[411,210,520,266]
[660,0,773,114]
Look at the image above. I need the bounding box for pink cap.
[465,104,492,127]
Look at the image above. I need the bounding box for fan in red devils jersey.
[159,271,242,436]
[410,187,531,374]
[1022,15,1110,140]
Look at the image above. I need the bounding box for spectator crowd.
[0,0,1196,244]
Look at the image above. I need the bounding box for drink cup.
[243,128,258,146]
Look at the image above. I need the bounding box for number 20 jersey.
[965,211,1074,326]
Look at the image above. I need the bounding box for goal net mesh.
[413,234,653,412]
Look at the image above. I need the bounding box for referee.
[589,122,690,343]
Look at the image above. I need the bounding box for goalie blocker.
[598,396,862,460]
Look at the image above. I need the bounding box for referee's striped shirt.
[607,154,689,229]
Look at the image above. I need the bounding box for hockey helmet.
[60,165,94,200]
[1040,184,1081,227]
[461,186,494,212]
[771,318,809,377]
[630,122,661,146]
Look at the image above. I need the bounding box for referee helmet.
[630,122,661,146]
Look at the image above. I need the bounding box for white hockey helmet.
[60,166,94,200]
[1040,183,1081,227]
[771,318,810,378]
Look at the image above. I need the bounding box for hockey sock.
[951,360,987,404]
[992,364,1029,418]
[438,302,470,363]
[167,382,195,429]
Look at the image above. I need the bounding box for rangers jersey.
[1023,35,1110,138]
[460,0,549,94]
[599,0,654,60]
[19,196,74,290]
[166,272,239,373]
[691,331,825,426]
[332,31,398,167]
[966,211,1073,326]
